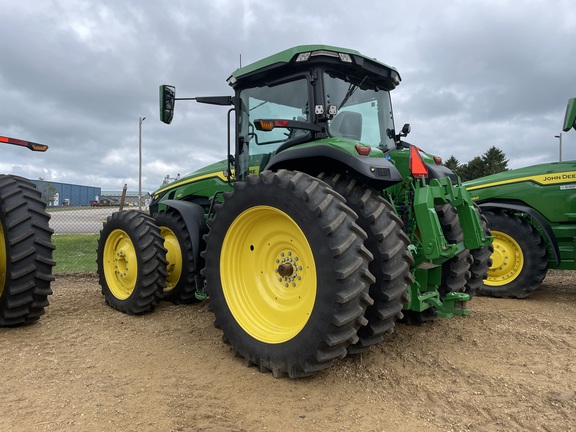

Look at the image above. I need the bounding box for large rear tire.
[479,211,547,298]
[97,210,167,314]
[0,175,55,326]
[437,204,472,299]
[465,206,493,296]
[202,170,374,378]
[155,210,198,304]
[317,173,412,353]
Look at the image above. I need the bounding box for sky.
[1,0,575,194]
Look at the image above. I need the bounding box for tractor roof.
[227,44,401,90]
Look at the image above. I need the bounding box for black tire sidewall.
[0,175,54,326]
[97,211,166,314]
[203,171,372,374]
[207,182,344,357]
[482,211,547,296]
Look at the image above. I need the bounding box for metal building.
[31,180,101,207]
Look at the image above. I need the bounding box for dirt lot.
[1,271,575,432]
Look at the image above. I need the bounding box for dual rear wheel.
[95,170,440,377]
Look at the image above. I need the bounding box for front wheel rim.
[220,206,316,344]
[160,226,182,292]
[486,230,523,286]
[103,229,138,299]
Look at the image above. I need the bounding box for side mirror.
[401,123,411,137]
[395,123,411,144]
[562,98,576,132]
[159,85,176,124]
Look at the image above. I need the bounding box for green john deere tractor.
[465,98,576,298]
[0,136,55,326]
[97,45,491,377]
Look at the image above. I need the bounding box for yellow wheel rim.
[221,205,316,344]
[160,226,182,292]
[102,229,138,300]
[0,222,6,297]
[486,230,524,286]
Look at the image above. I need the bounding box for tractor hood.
[465,161,576,192]
[153,159,229,199]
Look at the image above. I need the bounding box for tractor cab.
[230,46,402,180]
[160,45,405,185]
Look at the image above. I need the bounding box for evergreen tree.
[482,146,509,176]
[444,155,460,172]
[459,156,485,181]
[453,146,509,181]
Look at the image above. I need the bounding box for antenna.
[239,54,242,68]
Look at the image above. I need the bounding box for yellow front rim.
[221,206,316,344]
[486,230,524,286]
[0,222,6,297]
[102,229,138,300]
[160,226,182,292]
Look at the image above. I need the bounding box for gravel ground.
[1,270,575,431]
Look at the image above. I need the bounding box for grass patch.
[53,234,99,272]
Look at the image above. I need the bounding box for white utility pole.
[139,116,146,209]
[555,133,563,162]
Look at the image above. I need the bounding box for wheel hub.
[114,251,129,278]
[275,251,302,287]
[277,263,293,277]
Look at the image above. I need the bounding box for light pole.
[555,133,562,162]
[139,116,146,209]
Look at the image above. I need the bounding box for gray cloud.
[0,0,574,194]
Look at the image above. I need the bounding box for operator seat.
[331,111,362,140]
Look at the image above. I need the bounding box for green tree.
[459,157,485,181]
[37,177,57,205]
[456,146,509,181]
[444,155,461,177]
[482,146,509,176]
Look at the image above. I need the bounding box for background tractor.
[465,98,576,298]
[0,136,55,326]
[97,45,491,377]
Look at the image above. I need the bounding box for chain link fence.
[50,206,137,274]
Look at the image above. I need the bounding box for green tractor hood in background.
[464,97,576,299]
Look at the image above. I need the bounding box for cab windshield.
[238,78,310,157]
[324,71,396,150]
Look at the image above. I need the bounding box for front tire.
[479,211,547,298]
[202,170,374,378]
[0,175,55,326]
[97,210,167,314]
